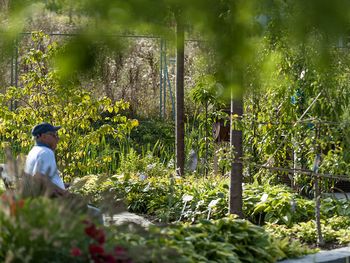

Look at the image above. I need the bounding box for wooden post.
[229,96,243,217]
[175,17,185,176]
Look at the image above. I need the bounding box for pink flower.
[70,247,82,257]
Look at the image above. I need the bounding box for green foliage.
[69,174,115,204]
[0,193,138,262]
[321,197,350,216]
[2,2,350,262]
[185,74,231,174]
[111,215,311,262]
[0,32,138,179]
[118,148,171,179]
[0,198,81,262]
[73,166,228,223]
[73,158,350,228]
[190,75,219,106]
[243,183,315,227]
[0,195,86,262]
[243,31,350,188]
[4,162,345,261]
[129,119,175,162]
[244,183,350,226]
[162,216,284,263]
[4,0,350,82]
[265,215,350,245]
[3,2,350,184]
[0,187,312,263]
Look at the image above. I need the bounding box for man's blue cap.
[31,122,61,136]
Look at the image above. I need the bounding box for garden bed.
[68,172,350,260]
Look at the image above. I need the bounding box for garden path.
[279,246,350,263]
[103,212,152,228]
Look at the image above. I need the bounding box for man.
[24,122,103,223]
[24,122,67,196]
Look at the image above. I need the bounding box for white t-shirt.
[24,145,65,190]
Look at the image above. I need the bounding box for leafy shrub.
[265,215,350,245]
[111,215,310,262]
[118,149,170,179]
[129,119,175,161]
[0,190,311,262]
[69,174,116,204]
[71,170,229,223]
[72,165,350,230]
[321,197,350,217]
[0,194,132,262]
[166,217,282,263]
[116,173,230,223]
[243,183,315,226]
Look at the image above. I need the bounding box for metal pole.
[165,60,175,120]
[163,40,167,118]
[10,39,14,111]
[205,100,208,177]
[10,42,14,87]
[14,37,18,109]
[15,37,18,88]
[159,39,163,118]
[314,124,324,246]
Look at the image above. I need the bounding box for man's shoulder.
[28,145,54,158]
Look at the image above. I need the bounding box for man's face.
[40,131,59,150]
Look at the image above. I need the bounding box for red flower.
[103,254,116,263]
[70,247,82,257]
[85,223,105,244]
[85,223,97,237]
[89,244,105,255]
[95,229,106,244]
